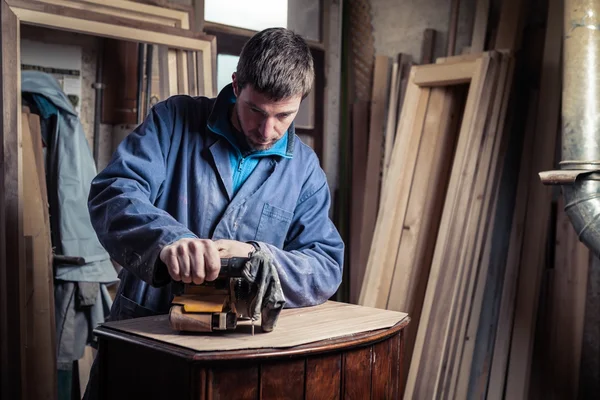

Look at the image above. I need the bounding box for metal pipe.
[560,0,600,257]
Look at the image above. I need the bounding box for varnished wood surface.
[99,301,408,355]
[95,316,409,362]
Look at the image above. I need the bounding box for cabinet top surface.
[95,301,409,361]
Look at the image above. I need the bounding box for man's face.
[232,73,302,151]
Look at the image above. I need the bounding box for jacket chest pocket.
[254,203,293,248]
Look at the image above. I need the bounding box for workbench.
[93,301,409,399]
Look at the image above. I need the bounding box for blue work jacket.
[88,84,344,320]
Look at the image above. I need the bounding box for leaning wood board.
[356,55,391,300]
[504,0,563,396]
[543,196,589,398]
[404,53,494,399]
[102,301,408,352]
[22,110,56,400]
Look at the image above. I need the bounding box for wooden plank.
[343,347,372,399]
[413,60,477,86]
[349,101,369,304]
[22,110,56,400]
[158,45,170,101]
[8,0,209,41]
[371,336,395,399]
[305,354,341,400]
[504,0,563,396]
[187,50,197,97]
[168,48,178,96]
[356,55,391,297]
[208,366,258,400]
[177,50,189,95]
[421,28,436,64]
[470,0,490,52]
[433,52,503,399]
[447,0,461,56]
[494,0,527,50]
[404,54,493,399]
[261,359,305,399]
[80,0,191,28]
[103,301,408,352]
[358,55,391,281]
[486,92,539,400]
[359,74,431,309]
[436,53,482,64]
[34,0,183,28]
[381,60,400,184]
[542,197,589,398]
[450,54,514,399]
[192,0,204,32]
[386,86,461,389]
[1,2,24,398]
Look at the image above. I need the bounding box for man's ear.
[232,72,239,97]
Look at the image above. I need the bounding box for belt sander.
[169,251,286,334]
[169,257,255,333]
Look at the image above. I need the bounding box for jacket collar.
[206,83,294,158]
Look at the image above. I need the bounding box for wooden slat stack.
[353,0,589,397]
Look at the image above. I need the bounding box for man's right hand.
[159,238,221,285]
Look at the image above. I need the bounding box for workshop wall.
[370,0,477,62]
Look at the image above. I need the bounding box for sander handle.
[219,257,250,278]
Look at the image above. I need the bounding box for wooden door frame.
[0,1,216,397]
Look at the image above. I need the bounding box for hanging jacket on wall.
[21,70,117,365]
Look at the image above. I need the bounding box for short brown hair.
[236,28,314,100]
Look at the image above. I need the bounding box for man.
[87,27,344,326]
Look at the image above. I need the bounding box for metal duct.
[542,0,600,257]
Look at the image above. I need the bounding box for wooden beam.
[470,0,490,52]
[22,109,57,400]
[32,0,184,28]
[413,60,477,87]
[1,1,25,397]
[543,196,589,398]
[359,71,431,309]
[447,0,460,56]
[421,28,436,64]
[494,0,527,50]
[349,101,369,304]
[486,92,539,400]
[504,0,564,396]
[355,55,391,300]
[404,53,493,399]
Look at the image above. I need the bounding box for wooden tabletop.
[95,301,410,362]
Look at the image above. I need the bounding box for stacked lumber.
[358,50,514,398]
[354,0,590,398]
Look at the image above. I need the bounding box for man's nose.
[260,117,277,139]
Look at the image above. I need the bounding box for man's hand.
[214,239,255,259]
[159,238,220,284]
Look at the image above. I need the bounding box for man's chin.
[248,140,273,151]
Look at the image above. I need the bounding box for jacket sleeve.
[256,174,345,308]
[88,101,197,286]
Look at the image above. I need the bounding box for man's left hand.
[214,239,255,259]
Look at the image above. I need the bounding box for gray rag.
[239,250,286,332]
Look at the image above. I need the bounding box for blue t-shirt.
[206,88,291,194]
